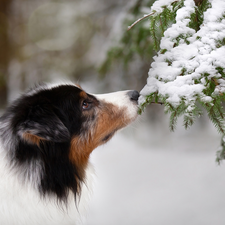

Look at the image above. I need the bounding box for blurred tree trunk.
[0,0,12,107]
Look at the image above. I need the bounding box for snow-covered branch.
[137,0,225,161]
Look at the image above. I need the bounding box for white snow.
[84,117,225,225]
[150,0,182,13]
[139,0,225,107]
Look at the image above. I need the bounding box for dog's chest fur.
[0,139,94,225]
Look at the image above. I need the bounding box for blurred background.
[0,0,225,224]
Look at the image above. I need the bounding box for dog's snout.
[127,90,139,102]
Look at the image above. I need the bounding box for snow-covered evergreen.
[99,0,225,161]
[135,0,225,161]
[139,0,225,138]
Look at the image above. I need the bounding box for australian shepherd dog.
[0,83,139,225]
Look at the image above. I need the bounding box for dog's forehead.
[45,82,81,90]
[26,82,83,97]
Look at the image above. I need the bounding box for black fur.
[0,84,93,205]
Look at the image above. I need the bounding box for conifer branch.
[100,0,225,162]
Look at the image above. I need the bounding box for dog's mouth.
[102,131,116,143]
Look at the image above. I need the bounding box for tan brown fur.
[69,102,132,168]
[22,133,44,146]
[79,90,88,99]
[75,83,82,89]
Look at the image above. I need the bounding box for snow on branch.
[139,0,225,134]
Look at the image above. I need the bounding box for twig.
[127,0,181,31]
[127,12,155,31]
[151,101,163,105]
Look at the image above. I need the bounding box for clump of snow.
[150,0,181,13]
[139,0,225,108]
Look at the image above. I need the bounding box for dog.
[0,83,139,225]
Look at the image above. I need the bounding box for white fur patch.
[0,137,94,225]
[93,91,138,120]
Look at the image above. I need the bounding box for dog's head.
[0,83,139,204]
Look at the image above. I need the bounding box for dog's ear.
[18,104,70,145]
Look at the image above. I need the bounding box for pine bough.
[138,0,225,162]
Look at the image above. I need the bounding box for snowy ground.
[84,115,225,225]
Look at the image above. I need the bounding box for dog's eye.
[82,100,91,110]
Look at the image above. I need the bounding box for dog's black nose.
[127,90,139,101]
